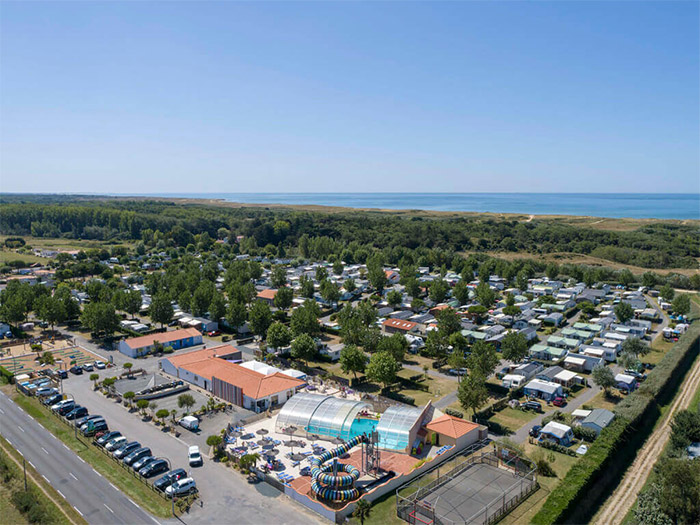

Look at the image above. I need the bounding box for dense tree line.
[1,197,698,269]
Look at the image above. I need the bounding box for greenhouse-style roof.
[275,393,370,439]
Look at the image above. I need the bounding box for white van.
[178,416,199,431]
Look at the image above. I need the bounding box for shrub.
[384,391,415,405]
[572,425,598,443]
[445,408,464,419]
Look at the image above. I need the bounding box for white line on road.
[93,469,102,477]
[17,425,24,433]
[0,408,4,414]
[28,460,35,469]
[27,415,34,421]
[74,507,83,517]
[69,472,78,481]
[57,489,65,499]
[41,446,49,455]
[129,499,139,507]
[109,482,118,490]
[104,504,114,514]
[6,438,11,446]
[151,516,160,525]
[77,457,85,463]
[62,443,69,450]
[42,475,49,483]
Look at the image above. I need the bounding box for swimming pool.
[348,417,378,438]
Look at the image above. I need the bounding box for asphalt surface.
[0,389,159,525]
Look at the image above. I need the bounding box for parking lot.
[55,366,320,524]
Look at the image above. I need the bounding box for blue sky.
[1,1,698,194]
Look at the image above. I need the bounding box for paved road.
[60,371,322,525]
[0,389,158,525]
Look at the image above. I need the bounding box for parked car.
[94,361,106,370]
[523,400,543,413]
[105,436,128,452]
[96,431,122,447]
[51,399,74,412]
[140,459,169,478]
[57,403,78,416]
[76,414,102,428]
[552,397,567,407]
[529,425,542,438]
[57,370,68,380]
[154,469,188,492]
[188,446,203,467]
[82,363,94,372]
[69,366,83,375]
[448,368,467,376]
[83,421,108,437]
[65,406,88,420]
[36,387,58,397]
[43,394,63,406]
[207,330,221,337]
[165,478,197,498]
[624,369,646,381]
[114,441,140,458]
[124,447,152,466]
[132,455,155,471]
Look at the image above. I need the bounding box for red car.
[552,397,567,407]
[207,330,221,337]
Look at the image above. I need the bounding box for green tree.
[123,289,142,319]
[206,434,223,450]
[377,332,408,363]
[618,269,635,288]
[271,266,287,288]
[156,409,170,425]
[592,365,616,395]
[290,333,317,366]
[670,410,700,450]
[339,345,367,379]
[423,330,448,359]
[622,337,650,357]
[299,276,315,298]
[453,281,470,305]
[618,351,640,372]
[344,278,356,294]
[475,281,496,308]
[672,294,691,316]
[315,266,328,282]
[249,301,273,338]
[386,290,403,307]
[516,271,528,293]
[136,398,150,416]
[448,349,467,383]
[634,483,673,525]
[123,362,133,377]
[89,373,99,387]
[274,286,294,311]
[178,393,196,414]
[501,332,528,363]
[437,308,461,336]
[641,272,658,289]
[458,372,489,418]
[239,452,261,473]
[123,391,135,407]
[209,292,226,322]
[266,322,292,350]
[660,284,675,302]
[353,499,372,525]
[290,300,321,337]
[367,261,387,292]
[467,341,499,377]
[366,351,399,390]
[320,279,340,304]
[429,279,450,303]
[80,301,120,337]
[226,300,247,331]
[149,294,174,328]
[36,295,66,333]
[614,302,635,324]
[656,458,700,524]
[545,263,559,280]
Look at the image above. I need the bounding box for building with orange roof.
[384,269,400,284]
[160,344,242,383]
[118,328,202,357]
[256,288,278,305]
[425,414,484,448]
[382,318,418,335]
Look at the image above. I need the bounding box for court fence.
[396,447,537,525]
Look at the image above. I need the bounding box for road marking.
[17,425,24,433]
[109,482,118,490]
[57,489,65,499]
[0,407,4,414]
[151,516,160,525]
[69,472,78,481]
[27,415,34,421]
[41,446,49,455]
[42,475,49,483]
[129,499,139,507]
[104,504,114,514]
[78,457,85,463]
[74,507,83,517]
[62,443,69,450]
[93,469,102,477]
[6,438,11,446]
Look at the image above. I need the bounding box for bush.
[572,425,598,442]
[445,408,464,419]
[538,440,578,457]
[384,391,415,405]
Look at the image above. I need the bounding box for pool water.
[348,417,378,438]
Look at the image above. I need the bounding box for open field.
[0,235,134,252]
[488,407,536,434]
[0,249,46,265]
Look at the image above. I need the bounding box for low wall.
[134,384,189,401]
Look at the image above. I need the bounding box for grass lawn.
[0,480,28,525]
[6,388,175,519]
[395,368,456,406]
[488,407,536,434]
[0,250,47,265]
[586,390,624,411]
[0,235,134,251]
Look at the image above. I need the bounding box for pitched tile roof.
[257,289,278,300]
[164,344,241,368]
[425,414,479,439]
[122,328,201,349]
[382,318,417,331]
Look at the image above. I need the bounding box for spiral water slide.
[310,434,369,501]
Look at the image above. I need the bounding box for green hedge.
[0,365,13,384]
[384,391,416,405]
[445,408,464,419]
[532,321,700,525]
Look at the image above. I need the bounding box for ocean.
[142,193,700,220]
